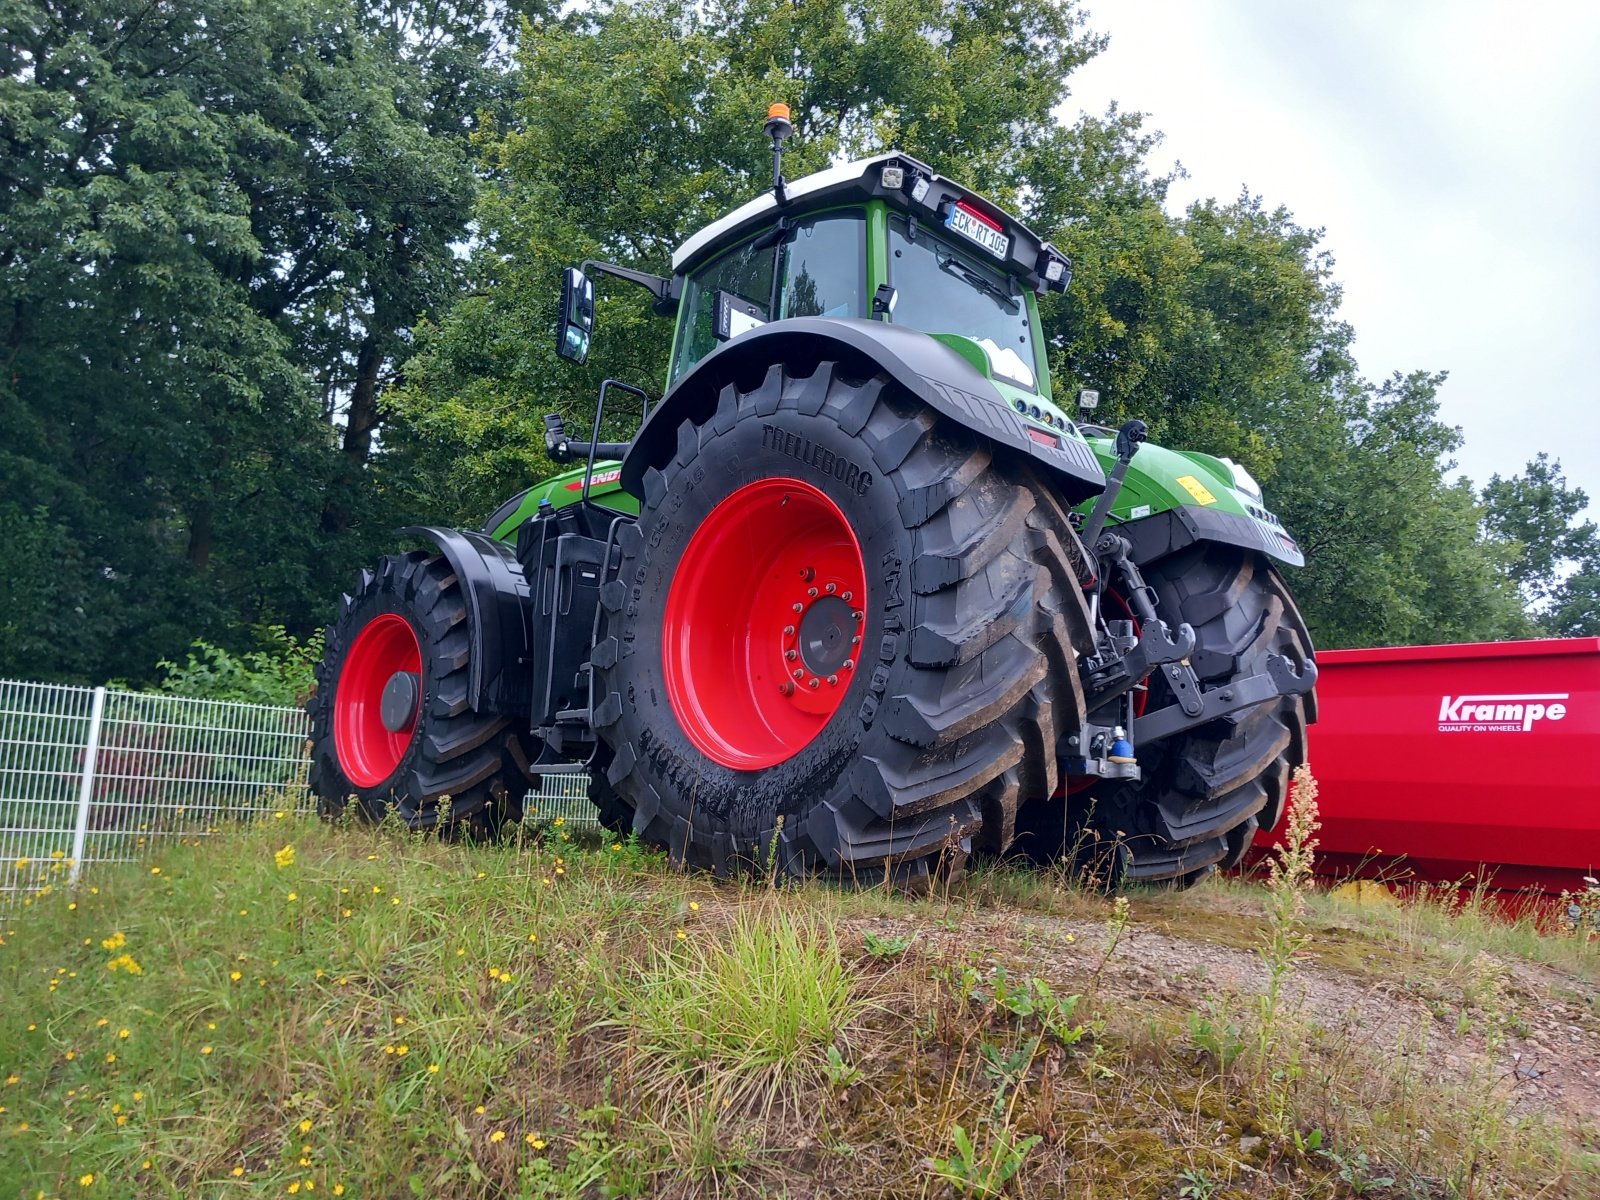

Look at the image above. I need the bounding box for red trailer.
[1253,637,1600,894]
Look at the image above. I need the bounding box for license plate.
[945,204,1009,259]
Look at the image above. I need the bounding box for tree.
[0,0,509,683]
[1481,454,1600,636]
[385,0,1105,522]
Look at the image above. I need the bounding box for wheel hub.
[662,476,866,771]
[796,594,855,676]
[380,671,421,733]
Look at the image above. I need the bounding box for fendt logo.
[1437,693,1570,733]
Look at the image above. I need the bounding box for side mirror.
[557,266,595,364]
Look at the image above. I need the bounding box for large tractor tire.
[1079,544,1315,887]
[307,550,535,839]
[589,361,1095,884]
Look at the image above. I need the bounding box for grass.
[0,795,1597,1198]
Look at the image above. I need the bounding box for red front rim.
[663,477,867,771]
[334,613,422,787]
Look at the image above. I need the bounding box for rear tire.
[307,551,535,839]
[590,362,1094,883]
[1080,544,1314,887]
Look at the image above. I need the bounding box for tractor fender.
[399,525,534,716]
[1114,505,1306,569]
[620,317,1107,504]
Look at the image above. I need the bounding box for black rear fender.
[399,525,534,717]
[620,317,1107,505]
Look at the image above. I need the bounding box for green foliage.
[386,0,1103,523]
[0,0,506,685]
[928,1120,1041,1197]
[861,929,913,958]
[3,0,1579,685]
[1481,453,1600,636]
[613,907,862,1089]
[155,625,323,707]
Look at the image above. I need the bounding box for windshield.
[672,211,865,383]
[887,216,1036,390]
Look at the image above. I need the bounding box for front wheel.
[590,361,1094,884]
[307,551,535,838]
[1080,544,1315,886]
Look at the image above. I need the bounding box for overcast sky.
[1064,0,1600,514]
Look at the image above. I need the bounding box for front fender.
[399,525,534,715]
[621,317,1107,504]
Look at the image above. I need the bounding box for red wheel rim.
[663,477,867,771]
[334,613,422,787]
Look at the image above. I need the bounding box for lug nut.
[783,624,795,636]
[826,674,839,686]
[851,635,861,646]
[792,602,804,613]
[851,610,863,623]
[785,649,798,661]
[826,582,837,594]
[807,677,820,690]
[793,667,804,680]
[842,659,854,671]
[842,591,853,602]
[807,586,818,598]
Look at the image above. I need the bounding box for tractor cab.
[558,150,1078,434]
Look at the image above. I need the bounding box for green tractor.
[307,110,1316,888]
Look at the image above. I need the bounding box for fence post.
[68,686,108,887]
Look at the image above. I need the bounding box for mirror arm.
[581,259,678,314]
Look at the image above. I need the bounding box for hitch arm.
[1132,654,1318,745]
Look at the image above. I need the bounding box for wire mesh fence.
[1,678,597,899]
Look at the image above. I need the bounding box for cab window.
[887,215,1036,391]
[672,211,865,383]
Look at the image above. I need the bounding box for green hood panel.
[484,460,639,543]
[1076,433,1303,566]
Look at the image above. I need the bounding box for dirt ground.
[838,889,1600,1129]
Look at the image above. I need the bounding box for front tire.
[590,362,1094,883]
[307,551,534,838]
[1082,545,1314,886]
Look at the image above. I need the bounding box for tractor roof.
[671,152,1070,295]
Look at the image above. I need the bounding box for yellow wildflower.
[287,892,298,902]
[118,1028,129,1039]
[100,931,125,951]
[79,1173,94,1186]
[133,1091,143,1101]
[276,844,297,869]
[528,1136,547,1150]
[689,901,700,911]
[396,1045,409,1056]
[426,1064,439,1075]
[150,866,160,875]
[232,1167,245,1177]
[676,929,687,941]
[201,1045,213,1056]
[231,971,242,982]
[96,1018,108,1027]
[299,1118,312,1133]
